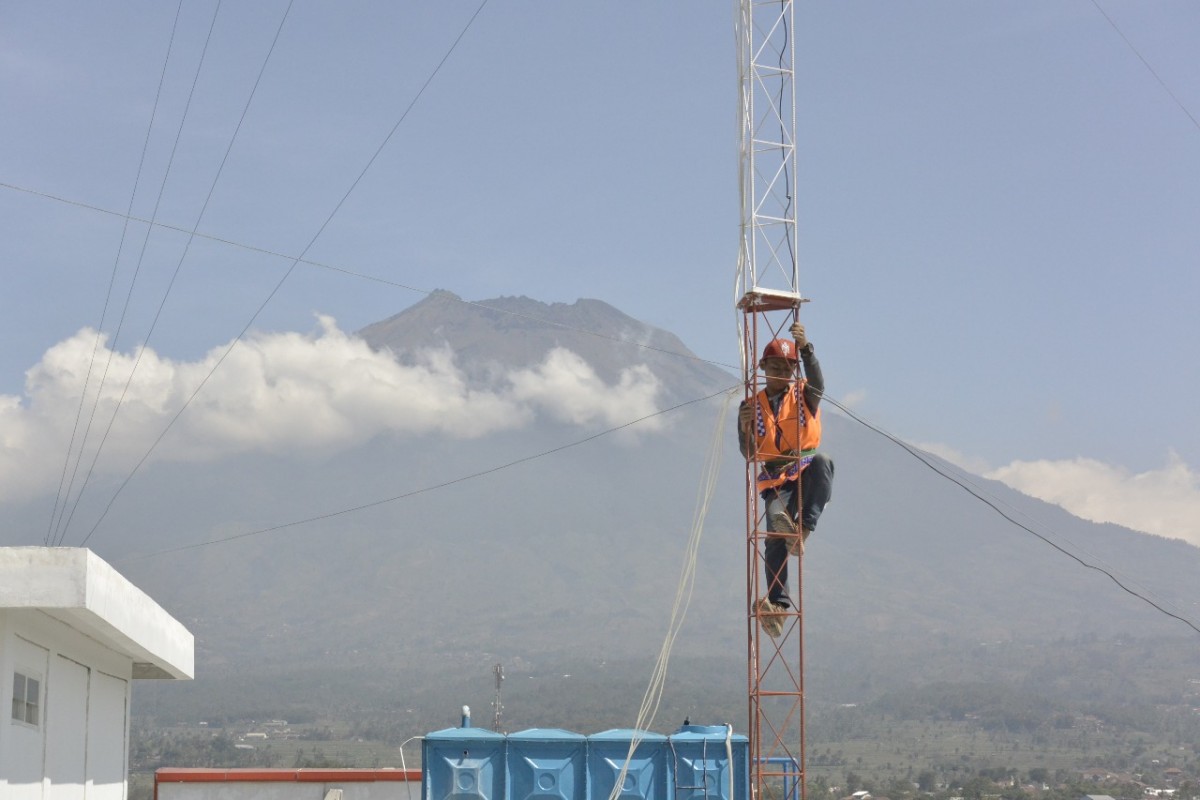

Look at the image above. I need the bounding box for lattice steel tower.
[735,2,807,800]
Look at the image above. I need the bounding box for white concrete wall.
[1,547,191,800]
[86,671,128,800]
[2,632,50,800]
[158,781,420,800]
[0,548,193,681]
[1,610,132,800]
[46,654,88,800]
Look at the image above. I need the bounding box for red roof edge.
[155,768,421,783]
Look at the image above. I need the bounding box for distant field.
[129,641,1200,799]
[132,710,1197,789]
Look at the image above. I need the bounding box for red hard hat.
[760,338,799,363]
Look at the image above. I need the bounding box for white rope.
[397,735,423,800]
[733,0,752,376]
[605,389,735,800]
[725,723,734,800]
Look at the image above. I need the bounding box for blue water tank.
[506,728,587,800]
[667,725,749,800]
[587,729,669,800]
[423,727,507,800]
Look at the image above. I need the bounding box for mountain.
[6,292,1198,732]
[357,290,737,401]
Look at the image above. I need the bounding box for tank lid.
[424,726,506,740]
[590,729,669,742]
[508,728,586,741]
[670,724,748,743]
[673,724,730,736]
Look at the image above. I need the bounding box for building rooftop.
[0,547,193,679]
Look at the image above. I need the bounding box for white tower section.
[736,0,802,321]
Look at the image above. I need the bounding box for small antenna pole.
[491,663,504,732]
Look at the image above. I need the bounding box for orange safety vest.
[751,381,821,492]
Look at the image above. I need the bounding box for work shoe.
[787,528,812,557]
[755,598,785,638]
[769,510,797,534]
[769,511,807,556]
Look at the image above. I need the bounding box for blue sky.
[1,2,1197,544]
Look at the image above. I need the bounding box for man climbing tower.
[737,321,834,638]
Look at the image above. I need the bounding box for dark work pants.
[764,453,834,609]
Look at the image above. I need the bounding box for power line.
[4,1,1187,642]
[1090,0,1200,134]
[10,176,1189,633]
[0,179,737,375]
[45,0,188,546]
[58,0,295,545]
[78,0,493,546]
[107,372,1200,638]
[55,0,229,546]
[4,5,1191,627]
[115,386,737,562]
[819,392,1200,638]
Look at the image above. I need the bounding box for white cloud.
[0,318,664,504]
[986,452,1200,547]
[904,440,1200,547]
[508,348,662,429]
